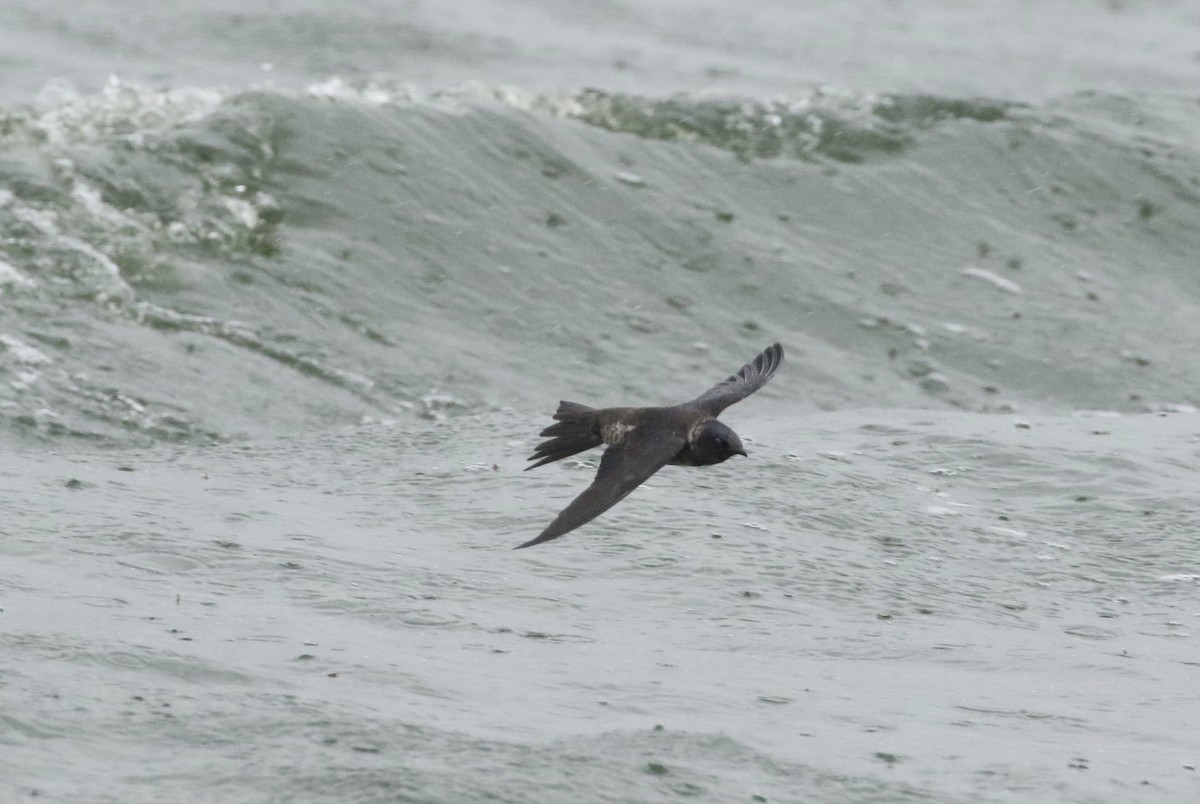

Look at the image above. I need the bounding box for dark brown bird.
[517,343,783,548]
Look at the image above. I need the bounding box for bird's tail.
[525,401,601,470]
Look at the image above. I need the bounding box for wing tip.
[514,531,558,549]
[760,342,783,375]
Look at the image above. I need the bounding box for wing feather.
[689,342,783,416]
[515,428,682,548]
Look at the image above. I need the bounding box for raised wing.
[515,426,684,549]
[689,342,783,416]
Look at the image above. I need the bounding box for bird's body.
[517,343,783,549]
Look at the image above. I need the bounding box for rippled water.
[6,411,1198,802]
[2,1,1199,802]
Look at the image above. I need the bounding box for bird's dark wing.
[515,426,684,549]
[689,342,783,416]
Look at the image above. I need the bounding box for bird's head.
[690,420,747,465]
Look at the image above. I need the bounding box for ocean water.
[2,1,1199,802]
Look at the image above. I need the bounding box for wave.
[1,78,1198,444]
[548,88,1010,163]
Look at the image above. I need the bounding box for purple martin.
[517,342,783,549]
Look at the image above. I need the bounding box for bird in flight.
[517,342,783,548]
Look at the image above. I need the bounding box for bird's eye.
[713,436,728,450]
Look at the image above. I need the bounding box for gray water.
[2,2,1199,802]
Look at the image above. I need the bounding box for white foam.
[0,334,52,366]
[961,265,1023,294]
[0,259,36,289]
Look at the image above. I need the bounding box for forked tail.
[525,401,601,470]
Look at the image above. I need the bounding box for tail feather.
[526,401,601,470]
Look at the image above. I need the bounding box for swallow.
[516,342,783,549]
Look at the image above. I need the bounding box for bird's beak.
[735,448,748,457]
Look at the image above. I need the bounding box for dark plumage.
[517,342,783,548]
